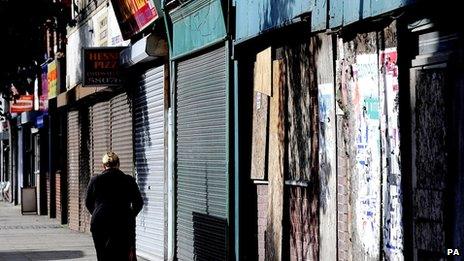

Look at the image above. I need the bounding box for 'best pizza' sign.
[82,47,124,87]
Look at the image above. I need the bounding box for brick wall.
[56,172,61,223]
[337,171,350,261]
[46,177,50,217]
[288,186,312,260]
[256,184,268,261]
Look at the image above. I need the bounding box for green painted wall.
[170,0,227,58]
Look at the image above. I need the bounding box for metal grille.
[91,102,110,176]
[176,46,228,261]
[67,111,80,231]
[110,93,133,176]
[134,66,166,260]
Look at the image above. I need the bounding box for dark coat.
[85,168,143,261]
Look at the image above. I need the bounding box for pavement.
[0,201,148,261]
[0,201,96,261]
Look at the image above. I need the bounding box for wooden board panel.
[250,91,269,180]
[286,42,311,181]
[254,47,272,96]
[266,60,285,260]
[315,34,337,261]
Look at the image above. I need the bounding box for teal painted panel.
[329,0,343,28]
[343,0,371,24]
[343,0,361,25]
[171,0,227,58]
[311,0,327,32]
[151,0,164,18]
[330,0,414,28]
[235,0,313,42]
[371,0,413,16]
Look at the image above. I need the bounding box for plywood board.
[250,91,269,180]
[254,47,272,96]
[266,60,285,260]
[286,42,311,181]
[314,33,337,261]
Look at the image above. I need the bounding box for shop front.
[168,0,231,259]
[120,30,169,260]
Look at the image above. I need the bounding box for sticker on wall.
[352,53,381,255]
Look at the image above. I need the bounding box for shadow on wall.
[192,212,227,261]
[260,0,296,34]
[281,33,323,260]
[0,250,84,260]
[132,78,152,225]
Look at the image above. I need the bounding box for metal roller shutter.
[134,66,166,260]
[176,46,228,260]
[110,93,133,176]
[92,102,110,176]
[67,111,80,231]
[17,128,23,204]
[79,108,92,233]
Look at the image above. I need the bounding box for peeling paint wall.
[336,21,403,260]
[338,33,382,260]
[379,24,403,258]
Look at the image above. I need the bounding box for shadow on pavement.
[0,250,84,260]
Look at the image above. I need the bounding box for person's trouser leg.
[92,231,108,261]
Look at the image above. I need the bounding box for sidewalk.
[0,201,97,261]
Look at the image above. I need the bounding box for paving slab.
[0,201,148,261]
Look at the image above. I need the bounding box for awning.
[120,34,167,68]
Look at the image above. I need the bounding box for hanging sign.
[41,64,49,110]
[48,60,57,99]
[10,95,34,113]
[111,0,158,40]
[82,47,124,86]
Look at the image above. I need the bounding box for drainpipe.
[233,60,240,261]
[161,0,173,55]
[161,1,175,260]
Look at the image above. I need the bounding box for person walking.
[85,152,144,261]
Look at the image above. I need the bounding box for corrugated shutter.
[176,46,228,260]
[67,111,80,231]
[17,128,23,204]
[79,108,92,233]
[92,102,110,176]
[110,93,133,176]
[134,66,166,260]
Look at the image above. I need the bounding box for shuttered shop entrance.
[110,93,133,176]
[67,111,80,231]
[79,109,91,233]
[91,102,110,177]
[134,66,166,260]
[176,46,228,260]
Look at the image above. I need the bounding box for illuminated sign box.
[82,47,124,87]
[10,95,33,114]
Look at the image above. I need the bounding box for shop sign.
[41,64,49,108]
[36,115,44,128]
[10,95,33,113]
[82,47,124,86]
[111,0,158,40]
[39,96,48,112]
[48,60,57,99]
